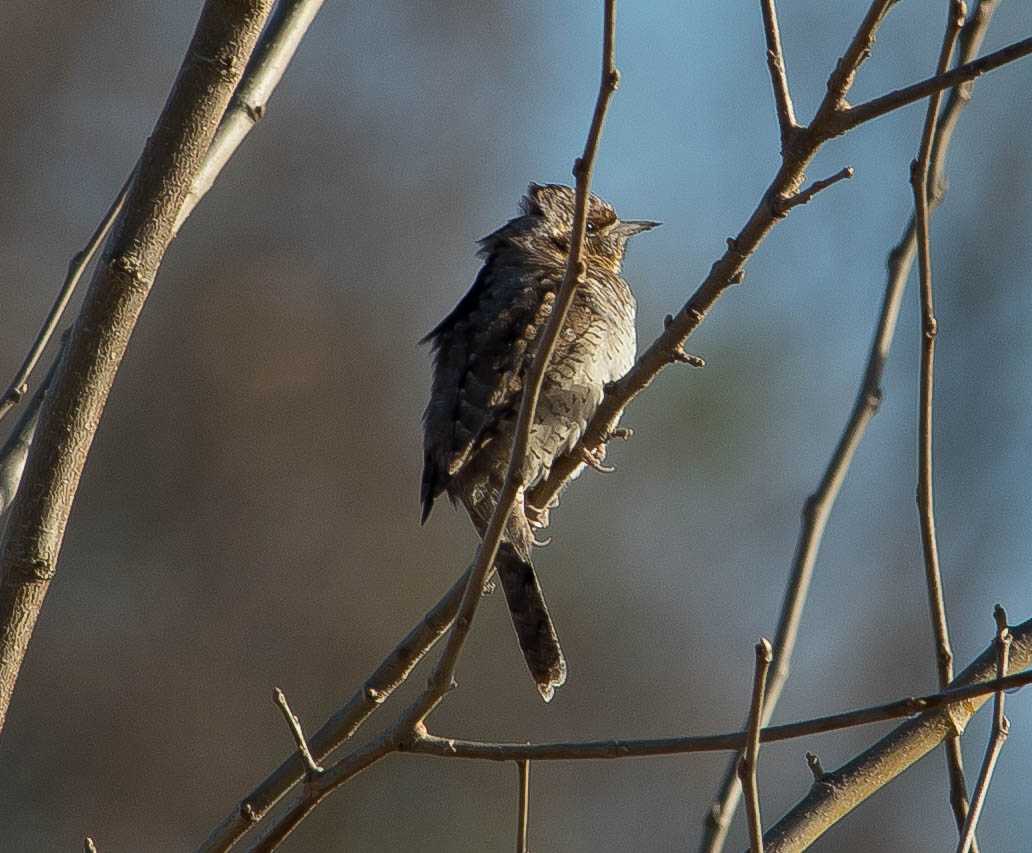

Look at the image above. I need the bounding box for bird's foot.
[526,502,551,529]
[579,444,615,474]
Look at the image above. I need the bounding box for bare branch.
[758,612,1032,851]
[202,4,1020,848]
[739,639,772,853]
[395,0,621,728]
[911,2,969,839]
[0,0,274,737]
[273,688,323,779]
[237,4,623,849]
[835,33,1032,135]
[957,607,1012,853]
[174,0,327,234]
[199,569,468,852]
[516,760,530,853]
[0,0,325,510]
[774,167,853,215]
[404,657,1032,762]
[531,0,902,520]
[696,3,1001,847]
[759,0,798,145]
[247,737,396,853]
[0,173,132,426]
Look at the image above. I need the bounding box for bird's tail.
[495,543,567,702]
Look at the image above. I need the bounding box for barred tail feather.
[495,544,567,701]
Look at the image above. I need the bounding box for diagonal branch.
[740,639,773,853]
[956,607,1011,853]
[237,4,623,849]
[0,172,133,426]
[531,0,902,519]
[201,4,1024,848]
[759,0,798,147]
[0,0,275,737]
[910,1,969,840]
[834,33,1032,135]
[757,613,1032,851]
[0,0,325,491]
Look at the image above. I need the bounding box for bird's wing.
[421,264,558,521]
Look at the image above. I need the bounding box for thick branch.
[761,623,1032,849]
[0,0,273,736]
[0,0,325,509]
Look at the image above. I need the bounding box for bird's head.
[482,183,659,272]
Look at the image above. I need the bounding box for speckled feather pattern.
[421,183,654,700]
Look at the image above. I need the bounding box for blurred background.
[1,1,1031,850]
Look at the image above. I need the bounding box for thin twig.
[0,171,133,425]
[404,659,1032,762]
[956,607,1011,853]
[834,33,1032,135]
[0,334,69,515]
[739,639,772,853]
[697,2,1005,849]
[774,167,853,215]
[759,0,797,146]
[247,738,396,853]
[516,760,530,853]
[173,0,326,235]
[200,569,470,852]
[273,688,323,778]
[398,0,621,729]
[531,17,1032,518]
[240,4,622,848]
[532,0,903,525]
[911,1,969,840]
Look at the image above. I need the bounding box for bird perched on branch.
[421,183,658,701]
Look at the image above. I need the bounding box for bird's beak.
[617,219,661,236]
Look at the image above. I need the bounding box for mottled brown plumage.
[421,183,657,701]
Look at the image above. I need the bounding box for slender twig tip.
[805,751,826,782]
[993,604,1008,634]
[756,637,773,662]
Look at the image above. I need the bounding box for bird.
[420,183,658,701]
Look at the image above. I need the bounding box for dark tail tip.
[535,655,568,703]
[496,545,567,702]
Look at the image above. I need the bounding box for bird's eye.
[586,222,596,234]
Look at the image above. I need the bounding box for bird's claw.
[526,502,551,529]
[579,445,615,474]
